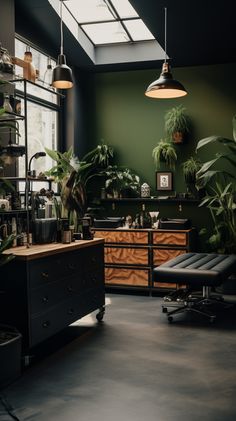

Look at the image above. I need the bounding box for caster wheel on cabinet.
[96,307,105,322]
[162,307,168,313]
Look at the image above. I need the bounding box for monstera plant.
[196,114,236,254]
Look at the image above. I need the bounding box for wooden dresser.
[0,239,105,351]
[93,229,196,294]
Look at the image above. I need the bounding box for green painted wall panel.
[93,62,236,246]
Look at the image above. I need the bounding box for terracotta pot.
[172,131,184,144]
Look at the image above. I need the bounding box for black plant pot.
[0,325,22,389]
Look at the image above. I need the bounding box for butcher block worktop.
[3,238,104,260]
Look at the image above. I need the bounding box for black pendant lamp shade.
[52,54,73,89]
[52,0,73,89]
[145,8,187,99]
[145,62,187,99]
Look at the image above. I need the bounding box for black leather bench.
[153,253,236,322]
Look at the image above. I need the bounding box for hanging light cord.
[164,7,167,63]
[60,0,63,55]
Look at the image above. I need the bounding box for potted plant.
[152,139,177,170]
[195,114,236,255]
[0,232,22,389]
[164,105,191,144]
[182,156,202,197]
[103,166,140,198]
[45,141,114,220]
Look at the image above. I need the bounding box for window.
[14,37,59,190]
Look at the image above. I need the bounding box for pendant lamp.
[145,8,187,99]
[52,0,73,89]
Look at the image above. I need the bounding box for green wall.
[93,62,236,243]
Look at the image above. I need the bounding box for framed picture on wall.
[156,172,173,191]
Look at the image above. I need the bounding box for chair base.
[162,287,232,323]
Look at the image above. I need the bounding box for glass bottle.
[43,57,53,89]
[3,94,13,113]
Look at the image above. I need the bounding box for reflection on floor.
[1,294,236,421]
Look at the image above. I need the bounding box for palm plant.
[152,139,177,170]
[196,114,236,253]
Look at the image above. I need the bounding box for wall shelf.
[100,197,200,204]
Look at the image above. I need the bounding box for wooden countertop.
[3,238,104,261]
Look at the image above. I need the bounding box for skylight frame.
[63,0,155,47]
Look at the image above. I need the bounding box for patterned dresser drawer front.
[153,249,186,266]
[153,232,187,246]
[94,230,148,244]
[105,247,149,265]
[105,267,149,287]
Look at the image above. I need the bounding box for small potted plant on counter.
[164,105,191,144]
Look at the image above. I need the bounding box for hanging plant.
[152,139,177,170]
[164,105,191,144]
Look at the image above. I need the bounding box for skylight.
[64,0,155,46]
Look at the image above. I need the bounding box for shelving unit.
[0,78,62,245]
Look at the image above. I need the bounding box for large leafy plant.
[196,115,236,253]
[0,233,15,267]
[104,166,140,198]
[45,142,114,217]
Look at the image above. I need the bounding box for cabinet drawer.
[153,232,187,246]
[29,275,83,315]
[153,249,186,266]
[28,253,79,287]
[29,245,103,288]
[30,288,105,347]
[105,247,149,265]
[105,267,149,287]
[94,230,148,244]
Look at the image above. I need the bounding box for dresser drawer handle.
[42,320,50,328]
[68,308,74,315]
[42,296,49,303]
[68,263,75,270]
[41,272,49,279]
[67,285,73,293]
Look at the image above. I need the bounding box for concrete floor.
[1,294,236,421]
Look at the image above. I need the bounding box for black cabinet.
[0,240,105,351]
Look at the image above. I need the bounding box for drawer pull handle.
[42,296,49,303]
[68,264,75,270]
[67,286,73,293]
[41,272,49,279]
[68,308,74,315]
[42,320,50,328]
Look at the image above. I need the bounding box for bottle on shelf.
[43,57,54,89]
[11,217,17,247]
[3,94,13,113]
